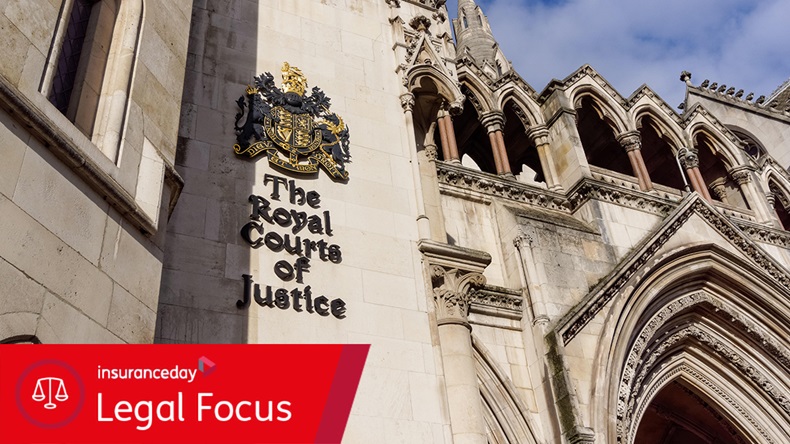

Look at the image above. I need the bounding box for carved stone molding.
[628,365,775,444]
[436,160,569,212]
[424,143,438,160]
[679,147,700,169]
[617,131,642,152]
[430,266,485,324]
[527,125,550,146]
[480,111,505,133]
[400,92,415,112]
[470,285,523,319]
[561,197,790,344]
[616,290,790,439]
[418,240,492,326]
[619,324,789,443]
[730,168,753,185]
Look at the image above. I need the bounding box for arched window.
[1,335,41,344]
[43,0,142,162]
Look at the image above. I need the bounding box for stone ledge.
[0,75,183,235]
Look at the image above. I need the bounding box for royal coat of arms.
[233,63,351,181]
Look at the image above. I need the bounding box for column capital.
[424,143,438,160]
[448,96,465,116]
[678,147,699,169]
[709,177,729,201]
[729,167,753,185]
[430,266,486,324]
[400,93,415,112]
[766,192,776,207]
[617,131,642,152]
[480,111,505,133]
[527,125,550,146]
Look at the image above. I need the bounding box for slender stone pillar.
[617,131,653,191]
[418,240,491,444]
[480,112,511,175]
[437,110,452,161]
[438,108,460,162]
[445,114,461,162]
[400,93,431,239]
[679,147,712,201]
[730,167,774,222]
[528,126,562,192]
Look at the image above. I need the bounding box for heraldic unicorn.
[234,63,351,181]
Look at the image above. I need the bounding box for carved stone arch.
[406,65,465,110]
[726,125,766,160]
[687,122,744,170]
[632,106,688,189]
[632,353,782,444]
[573,89,633,177]
[591,245,790,444]
[632,104,685,151]
[0,313,41,344]
[571,87,630,135]
[498,96,547,184]
[764,170,790,228]
[496,88,543,128]
[472,336,541,444]
[1,335,41,344]
[458,71,496,115]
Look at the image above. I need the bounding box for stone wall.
[0,0,191,343]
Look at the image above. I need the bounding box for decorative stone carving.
[424,143,438,160]
[678,147,700,169]
[400,92,415,112]
[409,15,431,32]
[730,168,752,185]
[709,177,729,201]
[470,285,523,313]
[561,197,790,344]
[430,266,485,324]
[527,126,550,146]
[384,0,400,7]
[480,111,505,133]
[617,131,642,152]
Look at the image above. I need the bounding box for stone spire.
[453,0,506,72]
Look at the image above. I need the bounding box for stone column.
[528,126,563,192]
[480,112,511,176]
[438,108,460,162]
[419,241,491,444]
[679,147,712,202]
[401,93,431,239]
[730,167,774,223]
[617,131,653,191]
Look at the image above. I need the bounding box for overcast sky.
[446,0,790,110]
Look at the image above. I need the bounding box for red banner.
[0,345,368,443]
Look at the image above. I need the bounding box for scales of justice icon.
[32,377,68,409]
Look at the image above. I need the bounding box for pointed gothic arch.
[592,245,790,444]
[473,336,541,444]
[574,94,632,177]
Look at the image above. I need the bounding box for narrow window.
[478,15,483,26]
[462,15,468,28]
[48,0,96,114]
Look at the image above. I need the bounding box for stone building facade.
[0,0,191,343]
[2,0,789,443]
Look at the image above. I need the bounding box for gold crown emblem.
[281,62,307,96]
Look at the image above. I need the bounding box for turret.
[453,0,509,78]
